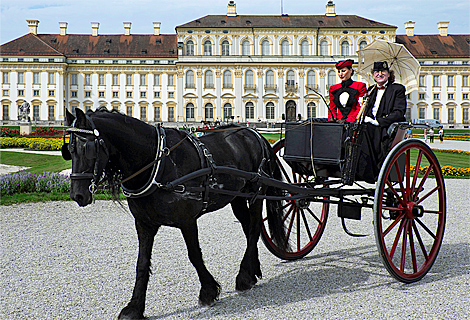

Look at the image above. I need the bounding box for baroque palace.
[1,1,469,127]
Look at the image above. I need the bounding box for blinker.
[61,143,72,160]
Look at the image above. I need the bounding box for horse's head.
[62,108,109,206]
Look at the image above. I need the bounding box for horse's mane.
[87,107,152,202]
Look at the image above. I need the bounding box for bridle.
[61,114,109,196]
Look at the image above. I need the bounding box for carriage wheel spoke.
[412,221,429,260]
[306,207,322,224]
[400,220,410,272]
[408,223,418,273]
[393,161,407,202]
[415,218,437,240]
[285,208,296,248]
[297,208,301,251]
[411,151,423,198]
[389,218,406,259]
[416,186,440,205]
[282,205,294,222]
[383,211,405,236]
[413,164,434,201]
[300,209,314,241]
[386,180,407,207]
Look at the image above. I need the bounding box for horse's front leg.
[180,219,221,306]
[119,221,158,320]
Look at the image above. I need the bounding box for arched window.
[307,70,316,87]
[221,40,230,56]
[205,103,213,121]
[223,103,232,120]
[186,40,194,56]
[223,70,232,88]
[286,70,295,86]
[307,102,316,119]
[359,40,367,50]
[281,39,289,56]
[341,40,350,56]
[185,70,195,88]
[245,70,254,89]
[266,102,275,120]
[204,40,212,56]
[320,40,328,56]
[242,40,250,56]
[186,103,195,121]
[328,70,337,86]
[204,70,213,88]
[245,102,254,120]
[266,70,275,89]
[261,40,270,56]
[300,40,309,56]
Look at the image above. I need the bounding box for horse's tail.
[265,144,289,251]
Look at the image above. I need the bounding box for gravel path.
[1,179,469,320]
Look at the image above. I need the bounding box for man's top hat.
[372,61,389,72]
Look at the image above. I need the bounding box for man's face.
[373,70,389,86]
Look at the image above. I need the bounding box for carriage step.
[337,202,362,220]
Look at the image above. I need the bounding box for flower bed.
[0,127,64,138]
[0,171,70,195]
[410,164,470,178]
[1,137,67,151]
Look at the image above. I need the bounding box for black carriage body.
[284,121,344,165]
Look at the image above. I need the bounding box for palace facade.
[1,1,469,127]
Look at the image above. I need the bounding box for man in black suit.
[356,61,406,182]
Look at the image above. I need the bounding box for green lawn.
[0,151,72,173]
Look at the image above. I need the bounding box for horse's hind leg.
[119,221,158,320]
[180,219,221,306]
[231,197,262,291]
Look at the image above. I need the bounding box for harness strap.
[185,131,217,213]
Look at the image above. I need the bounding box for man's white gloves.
[364,116,379,126]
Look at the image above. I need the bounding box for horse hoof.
[235,270,257,292]
[198,283,221,306]
[118,305,146,320]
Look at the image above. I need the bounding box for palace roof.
[176,14,396,29]
[0,33,178,58]
[396,34,470,59]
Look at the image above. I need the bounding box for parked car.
[413,119,442,128]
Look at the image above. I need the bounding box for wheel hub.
[406,202,424,218]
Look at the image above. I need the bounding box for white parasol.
[357,40,421,93]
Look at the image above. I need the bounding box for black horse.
[62,108,286,319]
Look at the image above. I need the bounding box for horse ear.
[65,109,75,126]
[75,108,87,128]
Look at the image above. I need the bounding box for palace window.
[261,40,270,56]
[245,102,254,120]
[186,103,195,121]
[223,103,232,120]
[204,70,213,88]
[341,40,350,56]
[71,74,78,85]
[140,106,146,121]
[186,70,195,88]
[223,70,232,88]
[168,74,174,86]
[221,40,230,56]
[307,70,316,87]
[18,72,24,84]
[281,40,289,56]
[2,72,9,84]
[204,40,212,56]
[463,75,469,87]
[266,70,275,89]
[2,104,9,120]
[33,105,40,120]
[84,74,91,86]
[359,40,367,50]
[140,74,146,86]
[205,103,213,121]
[245,70,254,89]
[154,106,161,122]
[266,102,275,120]
[112,74,119,85]
[307,102,316,119]
[433,75,439,87]
[126,74,133,86]
[33,72,40,84]
[419,75,425,87]
[242,40,250,56]
[300,40,309,56]
[154,74,160,86]
[186,40,194,56]
[328,70,336,86]
[48,105,55,120]
[99,74,105,86]
[448,75,454,87]
[320,40,328,56]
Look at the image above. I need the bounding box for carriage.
[62,108,445,319]
[259,120,446,284]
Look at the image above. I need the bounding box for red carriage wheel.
[374,139,446,283]
[261,139,329,260]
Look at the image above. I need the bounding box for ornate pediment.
[183,92,198,99]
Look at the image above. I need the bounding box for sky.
[1,0,469,45]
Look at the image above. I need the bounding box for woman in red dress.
[328,59,367,123]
